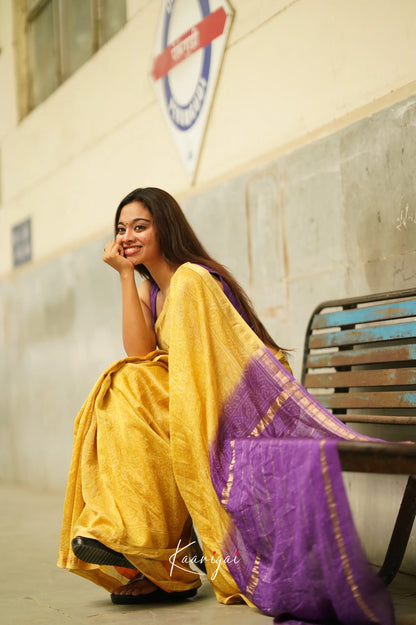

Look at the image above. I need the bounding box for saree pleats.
[58,263,394,624]
[57,353,200,591]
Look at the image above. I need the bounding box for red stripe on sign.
[151,7,227,81]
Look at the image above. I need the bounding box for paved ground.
[1,483,415,624]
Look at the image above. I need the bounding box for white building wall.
[1,0,416,271]
[1,0,415,574]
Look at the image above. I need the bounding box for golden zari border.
[248,381,300,437]
[221,439,236,506]
[319,441,379,623]
[256,348,365,441]
[245,551,261,601]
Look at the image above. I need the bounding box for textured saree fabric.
[58,263,394,624]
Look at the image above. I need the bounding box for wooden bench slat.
[304,368,416,388]
[314,391,416,409]
[306,344,416,368]
[312,299,416,330]
[338,414,416,425]
[309,321,416,349]
[316,391,416,409]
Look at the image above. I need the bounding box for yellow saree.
[58,264,393,624]
[57,263,288,601]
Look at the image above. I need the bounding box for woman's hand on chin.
[103,241,135,275]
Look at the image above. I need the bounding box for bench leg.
[377,475,416,586]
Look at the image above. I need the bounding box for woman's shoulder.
[174,262,212,283]
[138,278,154,306]
[176,262,211,276]
[173,263,224,293]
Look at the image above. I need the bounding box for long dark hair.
[115,187,282,350]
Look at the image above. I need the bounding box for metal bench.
[301,288,416,585]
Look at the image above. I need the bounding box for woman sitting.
[58,187,393,624]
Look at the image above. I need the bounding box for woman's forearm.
[119,271,156,357]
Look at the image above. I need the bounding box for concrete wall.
[2,93,415,572]
[2,0,416,271]
[1,0,416,574]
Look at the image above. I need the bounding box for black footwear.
[71,536,137,569]
[110,574,198,605]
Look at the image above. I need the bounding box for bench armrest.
[337,441,416,474]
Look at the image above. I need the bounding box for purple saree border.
[209,347,394,625]
[210,346,371,508]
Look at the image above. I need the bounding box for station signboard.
[151,0,233,180]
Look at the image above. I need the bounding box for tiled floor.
[1,484,415,624]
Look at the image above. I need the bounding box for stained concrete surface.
[4,96,416,495]
[1,484,415,625]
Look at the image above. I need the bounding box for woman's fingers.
[103,241,133,272]
[103,240,121,256]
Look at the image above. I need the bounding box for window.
[18,0,126,112]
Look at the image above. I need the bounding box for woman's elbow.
[124,339,157,358]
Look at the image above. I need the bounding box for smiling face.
[115,201,161,267]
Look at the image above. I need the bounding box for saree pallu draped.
[58,263,394,625]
